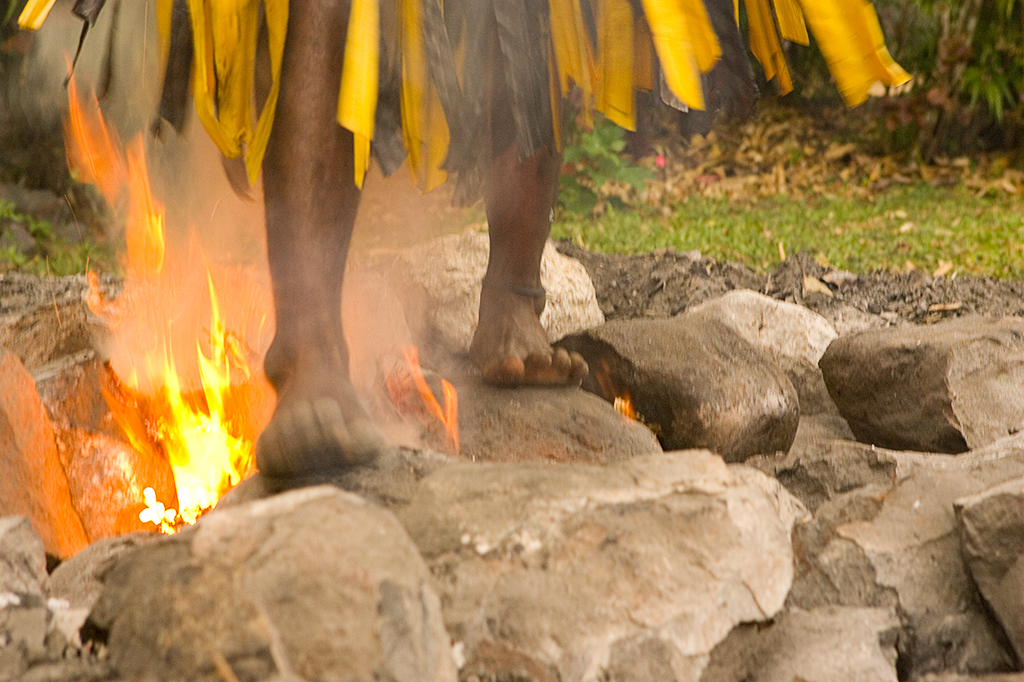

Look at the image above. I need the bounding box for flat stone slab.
[393,451,806,682]
[558,315,799,461]
[820,316,1024,453]
[86,486,456,682]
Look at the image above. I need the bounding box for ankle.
[481,278,546,315]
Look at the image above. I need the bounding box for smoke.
[30,1,478,451]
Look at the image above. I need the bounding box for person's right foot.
[469,282,588,387]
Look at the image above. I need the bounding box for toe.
[551,347,572,375]
[524,351,553,377]
[569,352,588,383]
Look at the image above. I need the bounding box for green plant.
[558,116,654,216]
[0,198,53,238]
[0,199,117,275]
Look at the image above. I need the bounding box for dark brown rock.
[558,316,799,461]
[0,351,88,558]
[819,316,1024,453]
[34,355,123,441]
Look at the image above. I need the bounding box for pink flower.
[656,154,666,169]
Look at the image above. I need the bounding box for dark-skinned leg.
[256,0,383,482]
[470,102,588,386]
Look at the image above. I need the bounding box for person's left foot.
[255,334,385,487]
[469,282,588,386]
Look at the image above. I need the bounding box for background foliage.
[789,0,1024,160]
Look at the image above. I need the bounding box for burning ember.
[67,77,274,533]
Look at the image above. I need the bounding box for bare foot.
[470,283,588,387]
[256,339,384,486]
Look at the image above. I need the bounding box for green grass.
[553,183,1024,279]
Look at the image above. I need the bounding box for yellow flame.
[150,274,255,527]
[68,75,268,534]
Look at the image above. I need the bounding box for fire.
[593,358,642,423]
[386,346,459,457]
[613,394,639,421]
[67,77,273,533]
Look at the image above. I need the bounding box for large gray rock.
[955,477,1024,664]
[688,290,854,447]
[688,290,837,392]
[0,518,56,682]
[701,606,900,682]
[558,316,799,461]
[396,451,806,682]
[788,434,1024,678]
[45,532,160,648]
[0,519,105,679]
[87,486,456,682]
[390,231,603,353]
[0,351,88,558]
[820,316,1024,453]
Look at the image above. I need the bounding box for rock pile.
[3,243,1024,681]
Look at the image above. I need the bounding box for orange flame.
[386,346,459,456]
[67,76,273,533]
[614,394,638,421]
[593,358,640,422]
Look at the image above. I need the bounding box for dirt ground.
[3,244,1023,367]
[559,243,1024,328]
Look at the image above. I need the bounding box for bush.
[787,0,1024,161]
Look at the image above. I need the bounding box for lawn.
[553,182,1024,280]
